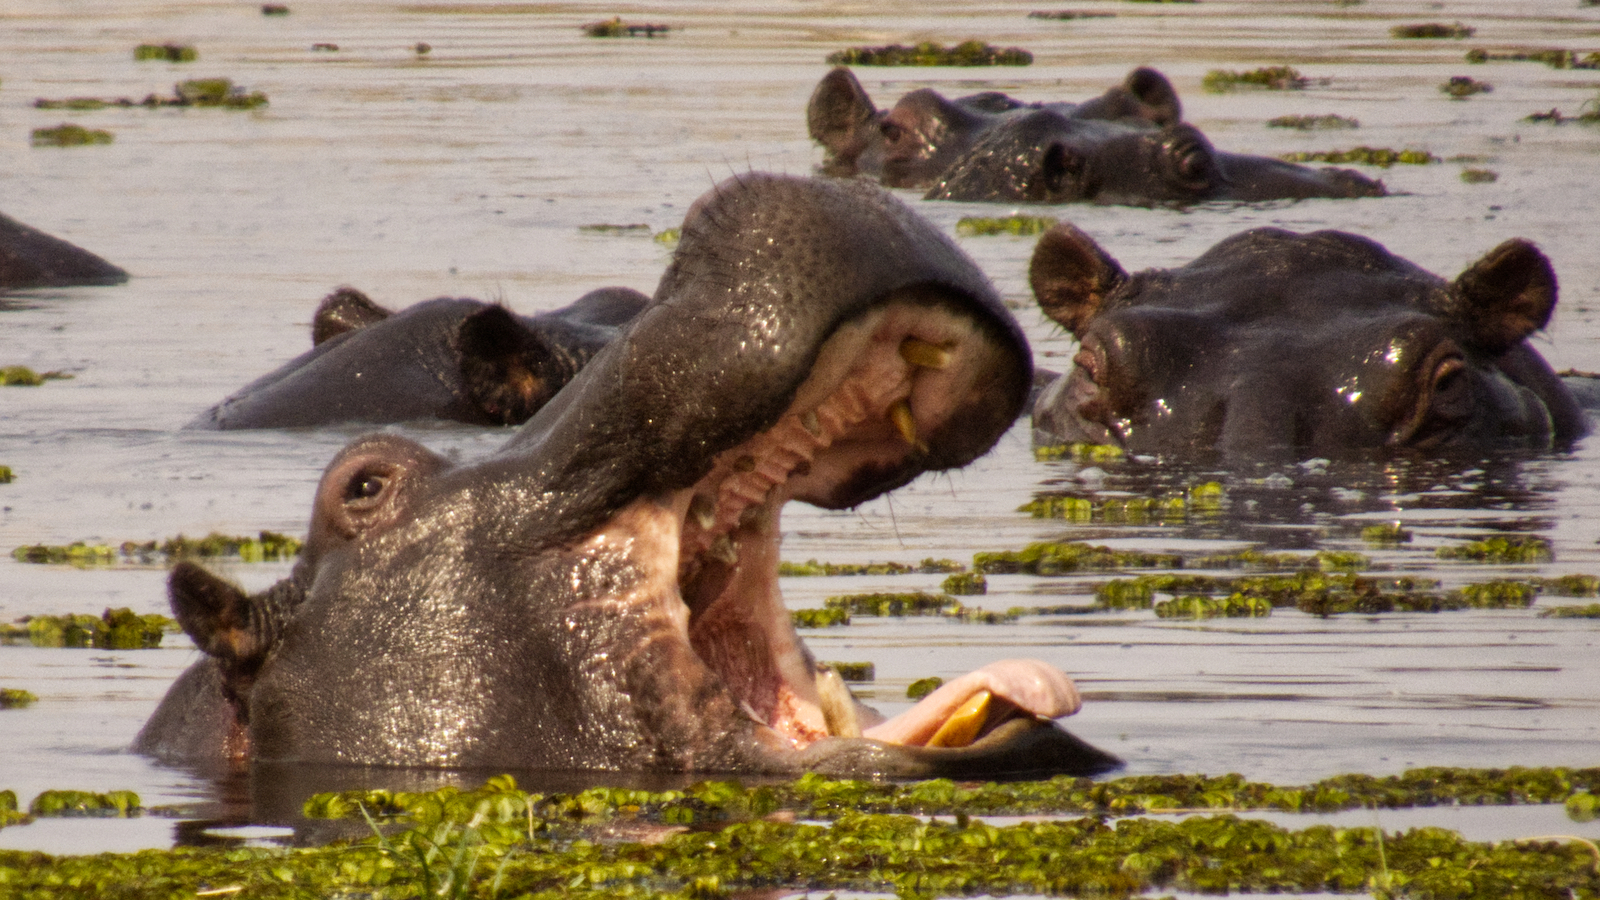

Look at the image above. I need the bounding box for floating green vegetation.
[32,97,128,110]
[1441,75,1493,98]
[825,661,875,682]
[29,789,141,817]
[15,530,302,566]
[1267,113,1360,130]
[1437,534,1553,564]
[827,40,1034,67]
[0,366,71,386]
[0,466,12,484]
[10,542,116,566]
[133,43,197,62]
[0,689,37,709]
[653,227,681,246]
[1466,47,1600,69]
[1155,593,1273,618]
[578,222,652,235]
[1392,22,1474,39]
[1026,10,1116,19]
[0,792,25,829]
[582,16,670,37]
[1525,102,1600,125]
[1461,167,1499,183]
[1201,66,1307,93]
[7,768,1600,897]
[1018,482,1223,524]
[825,591,955,617]
[779,558,962,577]
[0,608,176,650]
[1280,146,1438,167]
[1453,580,1536,608]
[261,3,289,14]
[1033,441,1125,462]
[1572,790,1600,822]
[1541,603,1600,618]
[1534,574,1600,596]
[30,124,113,147]
[175,77,269,108]
[906,676,943,700]
[790,606,849,628]
[974,541,1183,576]
[955,214,1058,236]
[1361,522,1413,545]
[942,571,987,595]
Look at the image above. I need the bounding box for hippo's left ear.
[808,66,878,162]
[1448,239,1557,354]
[312,287,392,346]
[1123,67,1182,126]
[1029,223,1128,337]
[457,305,557,426]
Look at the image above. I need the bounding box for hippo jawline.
[597,296,1028,752]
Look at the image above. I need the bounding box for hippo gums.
[807,65,1182,188]
[1028,223,1586,461]
[138,173,1119,779]
[190,285,649,428]
[0,211,128,290]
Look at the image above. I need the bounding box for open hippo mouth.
[140,174,1119,778]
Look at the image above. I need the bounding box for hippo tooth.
[815,665,862,738]
[899,336,952,370]
[800,409,823,437]
[733,455,757,473]
[888,399,927,453]
[926,689,992,748]
[708,534,739,565]
[688,494,716,531]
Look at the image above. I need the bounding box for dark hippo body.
[0,211,128,290]
[808,66,1181,189]
[1029,223,1585,461]
[191,285,648,429]
[807,67,1384,206]
[139,173,1118,780]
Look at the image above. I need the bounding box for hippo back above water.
[1029,223,1585,461]
[0,211,128,290]
[138,173,1119,780]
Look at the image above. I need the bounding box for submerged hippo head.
[138,173,1119,779]
[1029,224,1586,461]
[926,115,1385,206]
[807,66,1182,189]
[191,285,648,429]
[0,211,128,290]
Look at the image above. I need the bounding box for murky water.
[2,0,1598,853]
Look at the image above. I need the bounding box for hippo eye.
[344,472,388,503]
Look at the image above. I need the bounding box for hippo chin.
[1,211,128,290]
[1029,223,1586,461]
[808,66,1182,189]
[190,285,648,429]
[137,173,1120,780]
[925,115,1385,206]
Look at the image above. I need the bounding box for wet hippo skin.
[0,211,128,290]
[1029,223,1586,461]
[190,285,649,429]
[137,173,1120,780]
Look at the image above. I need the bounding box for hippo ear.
[169,562,302,709]
[1029,223,1128,336]
[1449,239,1557,354]
[312,287,392,346]
[457,305,558,426]
[808,66,878,158]
[1123,67,1182,126]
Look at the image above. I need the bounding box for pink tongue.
[862,659,1082,746]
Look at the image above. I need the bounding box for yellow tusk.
[816,665,862,738]
[900,337,953,370]
[800,409,823,437]
[888,399,927,453]
[688,494,716,531]
[927,690,991,748]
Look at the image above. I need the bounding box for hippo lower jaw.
[591,297,1074,755]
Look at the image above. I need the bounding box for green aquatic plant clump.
[0,688,37,709]
[1437,534,1553,563]
[1202,66,1307,93]
[1267,113,1360,130]
[1461,167,1498,183]
[28,790,141,818]
[1154,593,1272,618]
[1392,22,1474,39]
[1361,522,1413,545]
[1033,441,1125,462]
[1,608,176,649]
[974,541,1183,575]
[11,541,116,565]
[1534,573,1600,595]
[1280,146,1438,167]
[582,17,670,37]
[827,40,1034,67]
[821,591,1019,624]
[0,366,71,386]
[1541,603,1600,618]
[30,124,113,147]
[16,530,302,565]
[942,571,987,595]
[1018,483,1220,524]
[175,77,269,108]
[790,606,849,628]
[1441,75,1493,98]
[778,557,962,576]
[824,661,875,682]
[577,222,652,235]
[906,676,944,700]
[955,214,1058,236]
[134,43,197,62]
[0,465,12,484]
[1466,47,1600,69]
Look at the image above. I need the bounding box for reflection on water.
[2,0,1599,853]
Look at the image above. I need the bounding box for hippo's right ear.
[312,287,392,346]
[1123,67,1182,126]
[457,305,560,426]
[1448,239,1558,354]
[313,435,447,541]
[807,66,878,161]
[1029,223,1129,337]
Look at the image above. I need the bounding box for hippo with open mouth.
[191,285,649,429]
[136,173,1119,779]
[1028,223,1586,461]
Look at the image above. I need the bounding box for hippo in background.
[808,66,1182,189]
[1,211,128,289]
[1028,223,1585,462]
[190,285,649,429]
[138,172,1118,779]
